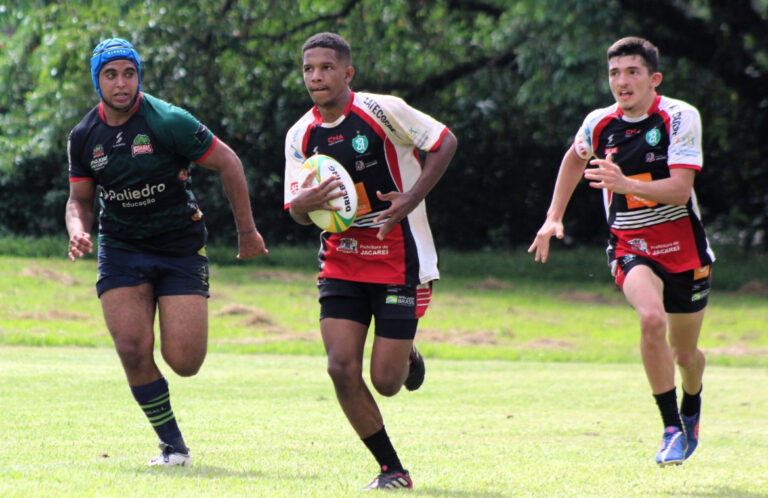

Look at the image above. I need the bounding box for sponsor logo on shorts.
[131,134,153,156]
[693,266,710,279]
[691,288,709,302]
[386,294,415,307]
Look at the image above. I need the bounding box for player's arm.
[374,129,457,240]
[65,179,96,262]
[585,156,695,205]
[528,145,589,263]
[197,139,268,259]
[288,172,344,225]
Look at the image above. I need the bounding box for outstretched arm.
[528,146,588,263]
[198,140,268,259]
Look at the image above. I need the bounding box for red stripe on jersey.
[194,135,218,163]
[350,100,405,191]
[429,127,450,152]
[669,163,702,172]
[592,111,621,154]
[304,108,324,155]
[69,177,92,182]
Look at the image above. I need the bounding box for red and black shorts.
[612,254,711,313]
[317,278,433,339]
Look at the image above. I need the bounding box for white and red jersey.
[573,94,715,273]
[284,92,450,285]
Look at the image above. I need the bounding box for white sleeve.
[283,118,310,209]
[667,105,703,169]
[361,94,447,151]
[573,108,606,160]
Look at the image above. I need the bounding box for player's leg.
[157,295,209,377]
[101,283,191,465]
[621,263,684,466]
[668,310,706,459]
[321,317,381,435]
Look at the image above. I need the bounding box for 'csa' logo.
[132,134,153,156]
[352,134,369,154]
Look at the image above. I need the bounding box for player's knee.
[371,376,402,397]
[114,338,152,370]
[672,347,702,369]
[326,358,363,387]
[638,309,667,339]
[162,349,206,377]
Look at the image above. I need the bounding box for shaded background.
[2,0,766,252]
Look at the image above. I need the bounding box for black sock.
[130,377,188,454]
[362,426,403,472]
[653,387,682,429]
[680,385,702,417]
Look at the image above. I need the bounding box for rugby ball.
[300,154,358,232]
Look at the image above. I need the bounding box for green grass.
[1,347,767,497]
[1,250,766,366]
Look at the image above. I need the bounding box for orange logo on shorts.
[694,266,710,279]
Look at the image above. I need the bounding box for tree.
[1,0,765,250]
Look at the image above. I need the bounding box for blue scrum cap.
[90,38,141,98]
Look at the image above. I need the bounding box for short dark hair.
[607,37,659,73]
[302,32,351,63]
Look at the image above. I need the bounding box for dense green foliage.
[2,0,767,250]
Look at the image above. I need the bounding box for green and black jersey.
[68,93,216,256]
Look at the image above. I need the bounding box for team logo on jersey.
[338,238,358,254]
[628,238,648,254]
[90,145,108,171]
[177,168,189,181]
[114,131,125,148]
[352,134,369,154]
[645,128,661,146]
[131,134,153,156]
[191,209,203,221]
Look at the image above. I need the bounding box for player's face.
[302,47,353,117]
[608,55,662,118]
[99,59,139,113]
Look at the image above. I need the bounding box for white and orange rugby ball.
[299,154,358,233]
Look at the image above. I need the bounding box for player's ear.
[345,65,355,85]
[650,71,663,88]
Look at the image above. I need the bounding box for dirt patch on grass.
[520,338,578,350]
[250,270,314,282]
[17,310,91,321]
[558,289,620,305]
[704,345,768,356]
[418,328,500,345]
[465,278,516,291]
[20,266,76,286]
[738,280,768,295]
[214,304,277,326]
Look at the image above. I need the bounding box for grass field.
[1,242,767,496]
[2,347,767,497]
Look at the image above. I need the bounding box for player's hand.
[527,219,564,263]
[236,229,269,260]
[68,231,93,262]
[584,153,629,193]
[292,168,344,214]
[372,190,419,240]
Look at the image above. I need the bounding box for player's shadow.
[413,489,509,497]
